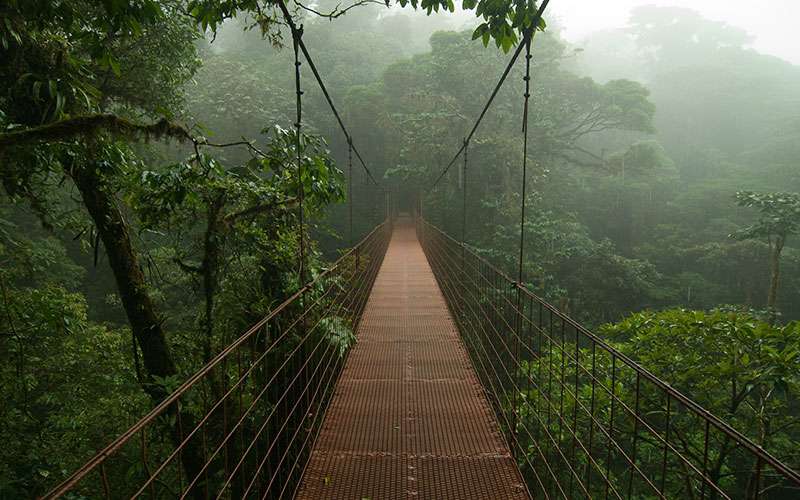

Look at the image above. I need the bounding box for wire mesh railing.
[417,217,800,500]
[45,220,391,500]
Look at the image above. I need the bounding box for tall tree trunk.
[68,164,176,395]
[767,236,784,315]
[68,162,206,498]
[202,197,224,364]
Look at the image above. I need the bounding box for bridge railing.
[417,217,800,500]
[46,220,392,500]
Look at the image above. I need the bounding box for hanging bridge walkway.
[297,219,526,499]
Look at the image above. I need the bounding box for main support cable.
[276,0,380,187]
[431,0,551,187]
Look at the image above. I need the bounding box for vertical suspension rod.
[461,137,468,261]
[348,136,354,248]
[517,32,533,289]
[512,28,535,451]
[291,26,306,286]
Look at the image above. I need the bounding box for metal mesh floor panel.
[297,220,528,499]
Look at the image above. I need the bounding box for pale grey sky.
[549,0,800,65]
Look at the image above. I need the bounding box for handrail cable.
[431,0,551,187]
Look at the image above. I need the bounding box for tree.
[0,0,204,398]
[731,191,800,314]
[600,308,800,495]
[516,308,800,497]
[0,204,152,496]
[130,126,344,363]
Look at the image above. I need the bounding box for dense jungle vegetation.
[0,0,798,495]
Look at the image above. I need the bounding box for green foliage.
[467,0,546,51]
[132,125,345,233]
[515,308,799,497]
[731,191,800,243]
[478,193,662,324]
[730,191,800,310]
[188,0,548,52]
[1,0,200,123]
[320,316,356,356]
[602,309,800,458]
[0,217,146,496]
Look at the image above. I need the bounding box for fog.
[553,0,800,64]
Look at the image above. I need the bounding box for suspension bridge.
[43,1,800,498]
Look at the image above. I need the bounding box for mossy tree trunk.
[68,161,207,497]
[68,163,176,392]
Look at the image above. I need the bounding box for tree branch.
[294,0,387,20]
[0,114,194,150]
[173,257,203,275]
[223,197,298,223]
[0,114,269,159]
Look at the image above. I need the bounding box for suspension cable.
[511,30,535,445]
[431,0,551,188]
[348,136,354,247]
[290,22,306,285]
[461,136,468,257]
[276,0,380,187]
[518,32,533,287]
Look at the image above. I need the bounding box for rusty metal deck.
[297,220,528,499]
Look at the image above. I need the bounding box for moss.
[0,113,193,151]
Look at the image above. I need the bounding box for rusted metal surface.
[297,219,529,499]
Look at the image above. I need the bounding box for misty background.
[188,0,800,323]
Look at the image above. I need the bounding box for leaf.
[55,92,65,117]
[501,33,514,53]
[471,23,488,41]
[109,56,121,77]
[32,80,42,102]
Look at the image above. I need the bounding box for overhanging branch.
[294,0,387,20]
[0,114,194,150]
[0,114,268,158]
